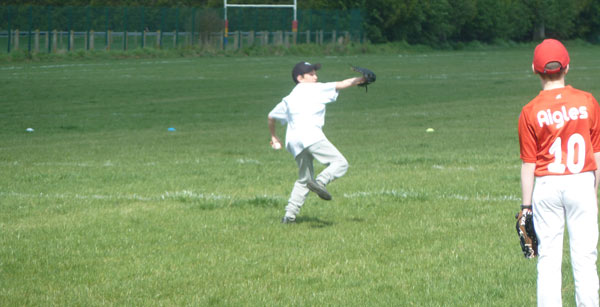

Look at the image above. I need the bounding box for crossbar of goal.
[224,1,297,27]
[226,4,295,8]
[223,1,298,47]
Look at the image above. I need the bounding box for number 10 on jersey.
[548,133,586,174]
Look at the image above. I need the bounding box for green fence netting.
[0,5,364,53]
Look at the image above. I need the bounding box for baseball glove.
[515,205,538,259]
[351,65,376,92]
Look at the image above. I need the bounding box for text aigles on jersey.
[537,105,589,129]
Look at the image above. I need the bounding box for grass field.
[2,44,600,306]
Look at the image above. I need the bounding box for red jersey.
[519,85,600,177]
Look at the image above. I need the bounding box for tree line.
[4,0,600,45]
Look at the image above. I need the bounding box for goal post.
[223,0,297,47]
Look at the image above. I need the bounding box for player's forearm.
[594,152,600,192]
[521,162,536,206]
[335,77,365,90]
[596,169,600,193]
[268,117,277,137]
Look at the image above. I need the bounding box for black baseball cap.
[292,61,321,83]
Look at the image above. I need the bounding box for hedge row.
[3,0,600,45]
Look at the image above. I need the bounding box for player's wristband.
[521,204,532,210]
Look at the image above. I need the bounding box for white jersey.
[268,82,339,157]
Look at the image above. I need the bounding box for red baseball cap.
[533,39,570,74]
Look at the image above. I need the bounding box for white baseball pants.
[532,171,599,307]
[285,139,348,217]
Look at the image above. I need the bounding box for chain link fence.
[0,5,365,53]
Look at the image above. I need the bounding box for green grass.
[2,44,600,306]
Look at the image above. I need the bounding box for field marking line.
[237,158,261,164]
[1,189,519,204]
[432,165,475,171]
[0,59,195,72]
[342,189,519,202]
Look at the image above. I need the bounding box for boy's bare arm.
[521,162,536,206]
[595,152,600,192]
[335,77,365,90]
[268,116,282,145]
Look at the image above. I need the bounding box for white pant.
[533,172,599,307]
[285,139,348,217]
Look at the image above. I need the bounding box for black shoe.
[307,180,332,200]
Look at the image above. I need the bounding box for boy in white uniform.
[268,62,366,223]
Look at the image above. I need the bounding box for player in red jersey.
[518,39,600,307]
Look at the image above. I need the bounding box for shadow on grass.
[179,195,283,211]
[296,216,334,228]
[347,217,365,223]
